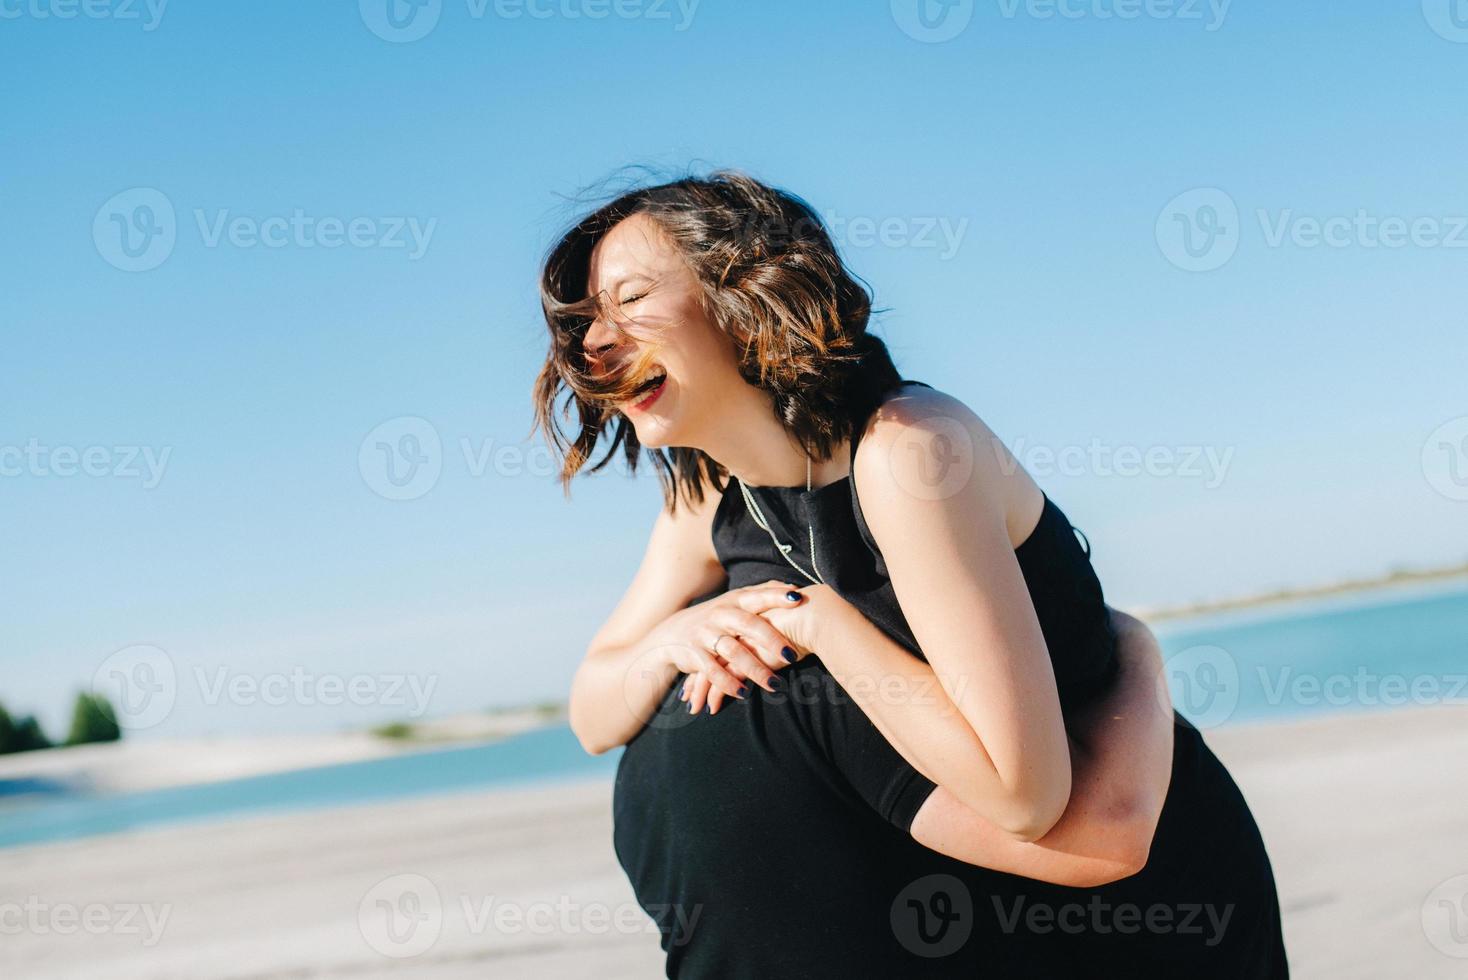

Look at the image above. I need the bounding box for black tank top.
[711,379,1118,714]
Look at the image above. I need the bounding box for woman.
[533,171,1287,977]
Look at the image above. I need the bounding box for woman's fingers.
[732,583,807,617]
[686,672,712,715]
[710,609,800,675]
[690,644,746,700]
[705,630,779,694]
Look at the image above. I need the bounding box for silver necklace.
[735,453,828,586]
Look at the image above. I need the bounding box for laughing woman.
[534,171,1288,978]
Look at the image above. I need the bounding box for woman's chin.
[629,416,674,448]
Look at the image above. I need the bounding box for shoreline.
[0,709,565,801]
[1133,564,1468,623]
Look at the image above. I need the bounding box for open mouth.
[626,369,667,412]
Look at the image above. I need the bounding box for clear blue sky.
[4,1,1466,737]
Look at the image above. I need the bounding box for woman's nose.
[581,318,625,375]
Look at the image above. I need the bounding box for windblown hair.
[531,168,903,513]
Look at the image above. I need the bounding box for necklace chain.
[734,453,827,586]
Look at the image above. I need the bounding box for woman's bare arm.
[568,486,727,754]
[908,609,1174,887]
[820,387,1074,839]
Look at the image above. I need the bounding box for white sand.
[3,704,1465,978]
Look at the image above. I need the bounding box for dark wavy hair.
[531,168,903,513]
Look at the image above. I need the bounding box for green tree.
[65,692,122,746]
[1,707,53,757]
[0,703,14,753]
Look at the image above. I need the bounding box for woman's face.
[583,213,746,450]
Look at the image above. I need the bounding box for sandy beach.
[3,703,1465,978]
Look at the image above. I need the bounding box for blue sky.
[3,0,1466,737]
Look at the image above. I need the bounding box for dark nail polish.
[737,684,748,698]
[767,675,782,692]
[785,590,801,602]
[781,646,797,663]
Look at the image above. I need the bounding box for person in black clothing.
[533,170,1288,977]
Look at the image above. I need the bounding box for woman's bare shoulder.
[853,382,1042,542]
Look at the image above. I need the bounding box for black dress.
[613,379,1289,978]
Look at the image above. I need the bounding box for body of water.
[0,726,621,850]
[1,581,1463,850]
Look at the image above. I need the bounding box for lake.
[1,581,1464,850]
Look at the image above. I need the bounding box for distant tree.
[0,703,14,753]
[5,713,53,754]
[66,692,122,746]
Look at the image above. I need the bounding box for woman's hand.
[682,583,841,715]
[642,579,806,712]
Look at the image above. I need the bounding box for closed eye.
[621,292,647,306]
